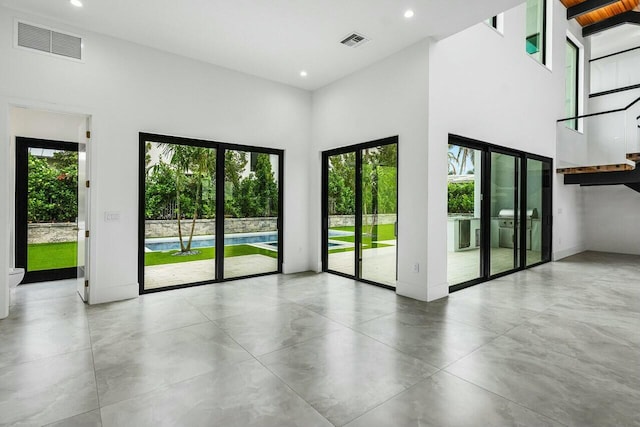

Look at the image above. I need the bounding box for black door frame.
[15,137,79,284]
[321,135,398,290]
[449,134,553,293]
[138,133,284,294]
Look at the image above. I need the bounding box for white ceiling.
[2,0,523,90]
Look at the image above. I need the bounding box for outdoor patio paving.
[145,254,277,290]
[328,241,397,287]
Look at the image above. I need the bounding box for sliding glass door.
[526,158,552,266]
[360,145,398,286]
[322,137,398,289]
[223,150,280,279]
[447,135,552,292]
[326,152,356,276]
[447,144,483,285]
[139,134,283,293]
[490,152,522,276]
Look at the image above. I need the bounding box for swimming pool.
[145,229,355,252]
[145,232,277,252]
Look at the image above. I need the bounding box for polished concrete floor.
[0,251,638,426]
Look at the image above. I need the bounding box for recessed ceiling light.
[300,70,308,77]
[404,9,415,18]
[70,0,83,7]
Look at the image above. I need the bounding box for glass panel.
[591,47,640,94]
[526,159,543,266]
[327,152,356,276]
[27,148,78,272]
[447,144,482,285]
[565,39,579,130]
[526,0,545,64]
[143,141,217,290]
[223,150,279,278]
[361,144,397,287]
[490,152,521,276]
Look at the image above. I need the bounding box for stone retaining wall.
[329,214,397,227]
[28,223,77,244]
[29,215,396,243]
[145,218,278,238]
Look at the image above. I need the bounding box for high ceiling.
[561,0,640,32]
[0,0,522,90]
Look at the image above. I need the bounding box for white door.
[76,119,90,301]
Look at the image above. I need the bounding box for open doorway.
[10,107,91,301]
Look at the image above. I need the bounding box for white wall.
[310,39,431,300]
[0,6,312,311]
[311,1,591,302]
[584,186,640,255]
[428,2,588,288]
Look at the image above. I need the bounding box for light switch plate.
[105,211,121,222]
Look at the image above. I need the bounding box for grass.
[28,226,395,271]
[144,244,277,266]
[28,242,78,271]
[329,223,396,250]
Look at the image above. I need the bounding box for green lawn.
[28,227,394,271]
[144,244,277,266]
[28,242,78,271]
[329,223,396,250]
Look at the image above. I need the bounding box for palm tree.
[158,143,216,253]
[448,145,475,175]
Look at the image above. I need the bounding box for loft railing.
[590,46,640,97]
[556,97,640,172]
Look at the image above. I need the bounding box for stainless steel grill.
[497,209,538,249]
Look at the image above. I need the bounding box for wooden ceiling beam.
[583,10,640,36]
[568,0,619,19]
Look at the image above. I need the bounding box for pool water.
[146,232,277,252]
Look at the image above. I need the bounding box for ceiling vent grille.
[340,32,369,48]
[16,21,83,61]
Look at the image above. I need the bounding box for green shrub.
[448,182,474,213]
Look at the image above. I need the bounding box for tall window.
[526,0,546,64]
[565,38,580,130]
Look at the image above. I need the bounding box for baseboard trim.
[427,282,449,302]
[89,282,138,305]
[553,245,585,261]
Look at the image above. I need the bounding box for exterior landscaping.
[28,241,78,271]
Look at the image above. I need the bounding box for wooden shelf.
[626,153,640,162]
[557,163,635,174]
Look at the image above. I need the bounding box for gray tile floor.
[0,251,638,426]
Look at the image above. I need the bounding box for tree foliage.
[27,152,78,223]
[145,145,279,252]
[448,182,474,213]
[328,145,397,216]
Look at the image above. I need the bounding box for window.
[485,13,504,33]
[486,15,498,29]
[526,0,546,64]
[565,38,580,130]
[322,137,398,289]
[139,133,283,293]
[447,135,553,293]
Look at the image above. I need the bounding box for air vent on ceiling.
[16,21,83,61]
[340,32,369,48]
